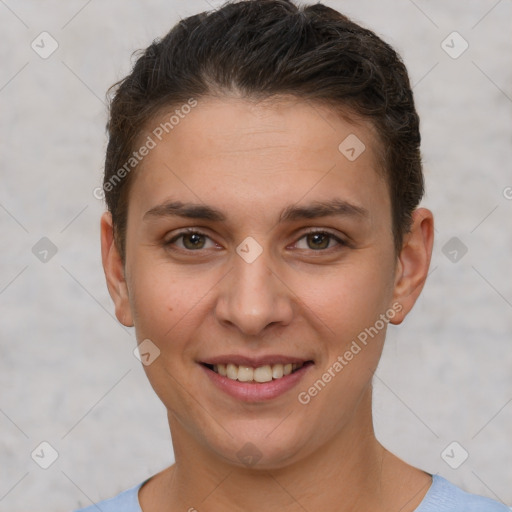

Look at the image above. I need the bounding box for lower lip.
[200,363,313,402]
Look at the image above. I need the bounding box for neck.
[140,386,431,512]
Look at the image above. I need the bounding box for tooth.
[272,364,284,379]
[226,363,238,380]
[237,366,254,382]
[254,365,273,383]
[214,362,303,381]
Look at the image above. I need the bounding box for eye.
[294,230,345,251]
[165,229,217,251]
[164,228,346,253]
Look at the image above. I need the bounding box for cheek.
[128,260,223,363]
[128,265,203,405]
[300,258,393,341]
[294,266,390,431]
[128,262,187,343]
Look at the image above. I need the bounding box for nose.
[214,242,294,337]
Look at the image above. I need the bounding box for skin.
[101,96,434,512]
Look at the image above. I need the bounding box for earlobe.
[100,211,134,327]
[389,208,434,325]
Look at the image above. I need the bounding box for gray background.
[1,0,511,510]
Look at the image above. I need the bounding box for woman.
[74,1,511,510]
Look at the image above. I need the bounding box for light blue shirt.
[73,474,511,511]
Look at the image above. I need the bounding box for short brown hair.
[103,0,424,263]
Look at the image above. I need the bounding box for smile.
[204,362,307,383]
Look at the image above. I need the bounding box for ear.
[100,211,134,327]
[389,208,434,325]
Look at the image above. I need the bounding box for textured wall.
[0,1,511,510]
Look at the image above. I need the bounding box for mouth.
[198,355,315,401]
[201,361,314,383]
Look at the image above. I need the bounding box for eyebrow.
[143,198,369,223]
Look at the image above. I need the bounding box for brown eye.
[166,230,216,251]
[306,232,330,250]
[294,231,345,251]
[181,232,206,250]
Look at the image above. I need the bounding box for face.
[102,96,431,469]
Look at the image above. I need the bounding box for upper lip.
[200,355,313,367]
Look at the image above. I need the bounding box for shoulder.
[71,480,145,512]
[416,474,511,512]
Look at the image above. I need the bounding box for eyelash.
[164,228,347,253]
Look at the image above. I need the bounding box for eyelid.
[165,227,347,252]
[292,228,347,249]
[165,228,217,248]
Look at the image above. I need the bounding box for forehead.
[127,96,389,222]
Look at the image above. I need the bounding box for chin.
[208,425,313,471]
